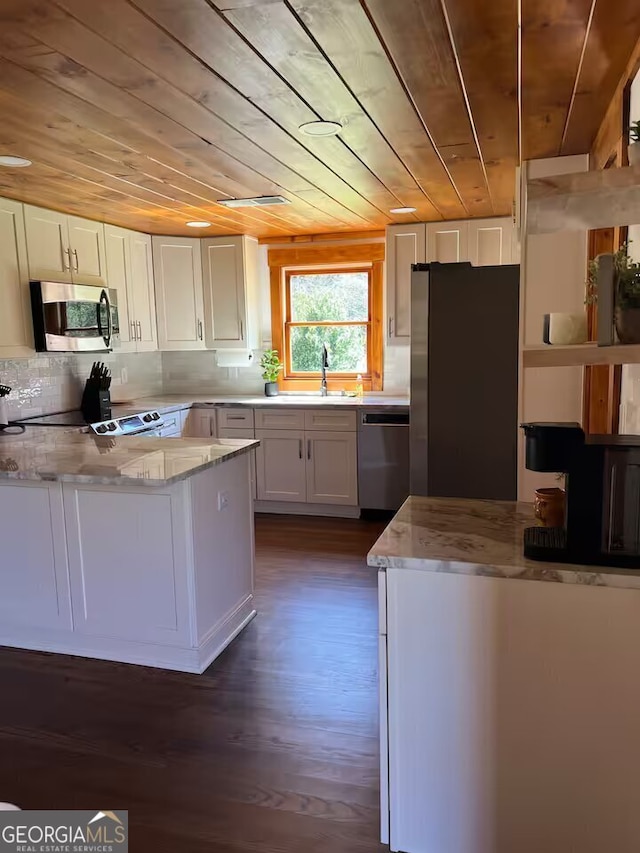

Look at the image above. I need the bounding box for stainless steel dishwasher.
[357,409,410,511]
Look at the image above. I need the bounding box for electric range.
[14,409,166,436]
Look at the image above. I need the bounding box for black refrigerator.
[410,262,520,501]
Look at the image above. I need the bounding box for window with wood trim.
[269,244,384,392]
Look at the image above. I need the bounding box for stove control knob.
[152,412,161,421]
[107,422,117,431]
[96,424,107,434]
[143,414,153,422]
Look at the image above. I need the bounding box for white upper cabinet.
[0,198,33,357]
[153,236,205,351]
[105,225,134,351]
[467,217,514,266]
[386,217,517,345]
[67,216,107,285]
[386,223,426,345]
[129,232,157,351]
[201,235,260,350]
[24,205,71,282]
[24,205,106,285]
[105,225,157,353]
[426,220,468,262]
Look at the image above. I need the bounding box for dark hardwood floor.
[0,514,388,853]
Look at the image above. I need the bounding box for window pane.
[290,325,367,373]
[289,272,369,322]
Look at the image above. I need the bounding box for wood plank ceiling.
[0,0,636,237]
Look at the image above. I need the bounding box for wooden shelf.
[526,164,640,235]
[523,343,640,368]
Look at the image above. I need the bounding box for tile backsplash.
[0,352,163,420]
[0,341,409,421]
[162,351,264,395]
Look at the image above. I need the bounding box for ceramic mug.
[534,487,565,528]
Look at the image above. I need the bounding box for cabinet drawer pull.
[228,415,245,420]
[307,439,311,460]
[299,439,303,459]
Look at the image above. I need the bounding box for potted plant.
[587,242,640,344]
[629,120,640,166]
[260,349,283,397]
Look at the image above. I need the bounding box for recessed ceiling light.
[0,155,32,168]
[186,220,212,228]
[390,207,417,214]
[299,121,343,137]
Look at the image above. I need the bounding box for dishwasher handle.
[361,411,410,426]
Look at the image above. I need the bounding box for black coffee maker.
[521,422,640,568]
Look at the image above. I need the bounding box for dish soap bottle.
[355,374,364,399]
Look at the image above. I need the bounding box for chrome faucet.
[321,344,329,396]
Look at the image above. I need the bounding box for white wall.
[519,154,589,500]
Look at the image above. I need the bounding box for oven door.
[31,280,120,352]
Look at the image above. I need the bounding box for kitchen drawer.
[217,407,255,429]
[255,408,305,431]
[304,409,357,432]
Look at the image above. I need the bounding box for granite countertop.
[110,393,410,416]
[368,496,640,590]
[0,426,258,487]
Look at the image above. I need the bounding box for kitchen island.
[0,428,258,673]
[370,496,640,853]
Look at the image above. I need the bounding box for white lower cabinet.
[0,481,71,630]
[0,456,256,672]
[187,409,217,438]
[63,482,191,646]
[255,429,306,502]
[218,426,257,501]
[306,431,358,505]
[255,413,358,508]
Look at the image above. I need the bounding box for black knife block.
[81,380,111,424]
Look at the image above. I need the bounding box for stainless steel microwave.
[30,280,120,353]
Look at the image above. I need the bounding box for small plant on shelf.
[629,120,640,165]
[260,349,283,397]
[586,241,640,344]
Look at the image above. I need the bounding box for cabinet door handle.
[197,319,203,340]
[130,321,137,341]
[388,316,393,338]
[72,248,79,272]
[298,439,303,459]
[240,319,244,340]
[136,320,142,341]
[63,247,71,271]
[307,439,311,460]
